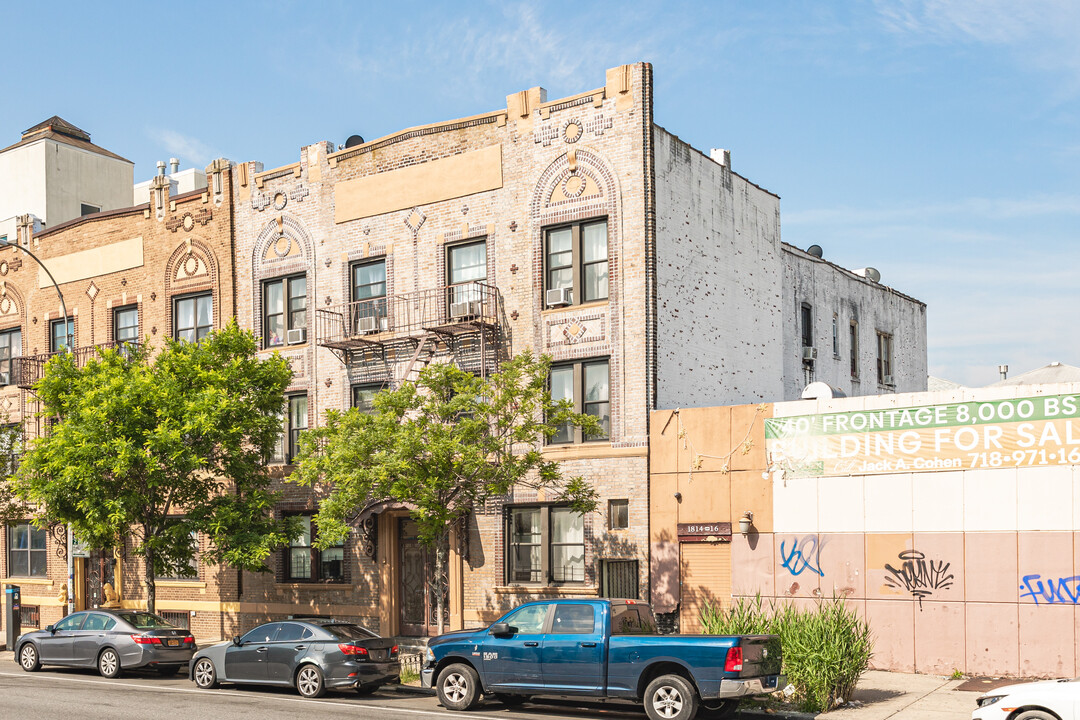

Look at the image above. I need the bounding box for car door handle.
[523,641,539,647]
[581,642,597,647]
[256,647,268,653]
[294,645,307,651]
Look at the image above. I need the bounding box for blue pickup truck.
[421,598,783,720]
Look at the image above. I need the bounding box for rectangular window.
[549,358,610,444]
[263,275,307,348]
[174,293,213,343]
[7,522,47,577]
[80,203,100,216]
[0,327,20,385]
[286,514,344,583]
[350,260,387,334]
[800,303,813,349]
[877,331,893,385]
[849,320,859,379]
[1,423,22,475]
[114,305,138,345]
[50,318,74,352]
[447,239,487,309]
[609,499,629,530]
[506,505,585,585]
[273,394,309,464]
[832,313,839,357]
[544,219,608,306]
[351,383,381,413]
[602,560,641,600]
[160,528,199,580]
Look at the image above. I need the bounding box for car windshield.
[321,623,378,641]
[116,612,179,630]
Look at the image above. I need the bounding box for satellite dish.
[807,244,823,258]
[801,382,847,400]
[344,135,365,148]
[854,267,881,283]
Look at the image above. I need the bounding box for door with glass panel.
[446,240,486,319]
[398,518,447,636]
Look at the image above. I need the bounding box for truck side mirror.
[489,622,511,637]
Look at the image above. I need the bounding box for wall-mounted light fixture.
[739,510,754,536]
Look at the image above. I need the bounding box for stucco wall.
[0,141,47,222]
[653,129,784,409]
[781,245,927,400]
[44,140,133,226]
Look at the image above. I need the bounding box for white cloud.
[149,129,219,168]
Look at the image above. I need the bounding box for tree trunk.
[144,544,156,616]
[435,531,447,636]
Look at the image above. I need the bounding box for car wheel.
[156,664,183,676]
[1014,712,1057,720]
[437,662,481,711]
[644,674,699,720]
[494,693,528,707]
[18,644,40,672]
[296,664,326,698]
[193,658,218,689]
[98,648,122,679]
[697,699,739,720]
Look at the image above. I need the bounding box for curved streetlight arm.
[0,239,74,616]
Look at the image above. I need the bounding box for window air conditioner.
[883,374,894,386]
[450,301,482,319]
[546,287,571,308]
[356,316,378,334]
[286,328,307,345]
[802,346,817,362]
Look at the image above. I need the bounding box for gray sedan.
[15,609,196,678]
[190,619,400,698]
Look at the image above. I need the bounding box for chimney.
[156,160,166,177]
[710,148,731,168]
[999,364,1009,380]
[169,158,179,174]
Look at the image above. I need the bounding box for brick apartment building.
[0,64,925,642]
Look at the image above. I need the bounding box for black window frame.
[7,521,47,578]
[548,357,610,445]
[284,513,345,584]
[173,292,213,343]
[0,326,20,385]
[505,504,585,586]
[80,203,100,217]
[849,320,859,379]
[113,305,139,345]
[50,317,74,353]
[800,303,813,349]
[272,393,308,464]
[543,218,609,307]
[262,274,307,349]
[877,331,894,385]
[351,383,382,413]
[832,313,840,357]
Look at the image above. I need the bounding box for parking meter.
[5,584,20,650]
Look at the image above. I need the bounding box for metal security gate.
[679,543,732,634]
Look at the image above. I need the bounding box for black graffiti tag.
[884,550,954,609]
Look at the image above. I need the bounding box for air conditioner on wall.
[450,301,482,319]
[883,374,894,386]
[802,346,817,362]
[356,316,378,334]
[286,328,307,345]
[546,287,571,308]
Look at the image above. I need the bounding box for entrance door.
[398,519,448,636]
[83,549,116,610]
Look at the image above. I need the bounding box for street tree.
[292,350,600,634]
[0,419,29,525]
[15,321,299,614]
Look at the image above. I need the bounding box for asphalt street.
[0,663,657,720]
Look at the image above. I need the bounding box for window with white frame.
[7,522,47,577]
[877,331,893,385]
[0,327,20,385]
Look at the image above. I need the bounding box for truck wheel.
[437,663,481,711]
[698,699,739,719]
[644,673,699,720]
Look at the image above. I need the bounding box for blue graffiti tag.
[1020,574,1080,605]
[780,536,825,577]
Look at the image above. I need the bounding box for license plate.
[371,650,386,661]
[166,639,180,647]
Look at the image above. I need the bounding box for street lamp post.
[0,240,75,616]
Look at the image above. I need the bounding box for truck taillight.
[724,646,743,673]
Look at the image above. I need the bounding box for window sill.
[157,580,206,589]
[540,300,608,316]
[0,577,53,585]
[542,444,646,460]
[274,582,349,591]
[263,343,308,352]
[494,585,599,596]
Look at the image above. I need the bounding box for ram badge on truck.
[421,598,783,720]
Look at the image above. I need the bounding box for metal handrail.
[15,341,140,389]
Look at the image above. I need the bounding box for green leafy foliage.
[292,350,600,632]
[701,595,873,713]
[0,420,29,525]
[14,321,299,613]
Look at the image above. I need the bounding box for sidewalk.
[741,670,977,720]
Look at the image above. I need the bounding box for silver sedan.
[14,609,196,678]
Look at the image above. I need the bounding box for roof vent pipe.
[156,160,166,177]
[169,158,179,174]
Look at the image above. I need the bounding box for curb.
[384,683,436,697]
[737,709,816,720]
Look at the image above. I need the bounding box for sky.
[1,0,1076,387]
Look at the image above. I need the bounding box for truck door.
[482,603,550,690]
[540,602,604,694]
